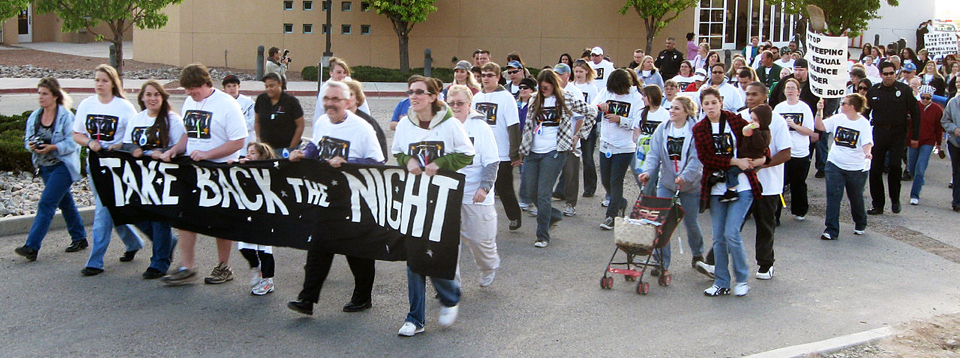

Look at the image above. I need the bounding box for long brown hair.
[37,77,72,109]
[95,64,125,99]
[137,80,172,148]
[530,69,569,124]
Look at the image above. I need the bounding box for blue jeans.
[86,166,144,270]
[522,151,567,242]
[24,163,86,251]
[406,267,460,329]
[906,144,933,199]
[599,153,632,218]
[518,164,532,205]
[134,221,177,273]
[815,133,830,172]
[654,186,704,270]
[824,161,868,238]
[709,191,753,289]
[632,155,659,196]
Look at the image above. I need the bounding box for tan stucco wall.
[0,9,132,45]
[136,0,694,72]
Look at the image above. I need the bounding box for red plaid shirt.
[692,110,764,211]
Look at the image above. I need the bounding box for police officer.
[863,61,921,215]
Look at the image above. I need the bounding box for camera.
[28,134,50,147]
[282,49,292,64]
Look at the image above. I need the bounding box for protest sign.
[805,30,848,98]
[925,32,959,61]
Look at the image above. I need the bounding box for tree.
[618,0,698,55]
[33,0,185,74]
[0,0,29,20]
[775,0,898,36]
[369,0,438,73]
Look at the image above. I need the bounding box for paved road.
[3,97,960,357]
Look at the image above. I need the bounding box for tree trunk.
[113,34,124,75]
[399,33,410,73]
[644,20,656,56]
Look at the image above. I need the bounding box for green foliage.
[0,111,34,173]
[301,65,454,82]
[774,0,898,36]
[0,0,29,20]
[368,0,439,72]
[618,0,699,54]
[34,0,184,34]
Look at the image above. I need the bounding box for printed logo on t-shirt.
[781,113,803,131]
[475,102,499,126]
[469,137,476,145]
[834,126,860,148]
[183,110,213,139]
[582,92,589,102]
[606,100,631,116]
[667,136,685,160]
[712,133,734,155]
[596,68,605,80]
[538,107,560,127]
[84,114,119,142]
[676,81,693,90]
[639,120,661,136]
[317,136,351,160]
[131,126,163,149]
[408,141,446,167]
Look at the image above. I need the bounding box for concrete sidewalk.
[0,78,410,97]
[11,41,135,60]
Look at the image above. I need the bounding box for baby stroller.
[600,188,685,295]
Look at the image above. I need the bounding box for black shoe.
[14,246,38,261]
[719,189,739,203]
[65,240,88,252]
[287,300,314,315]
[582,192,595,198]
[950,183,955,189]
[814,170,825,178]
[509,219,521,231]
[142,268,165,280]
[891,202,901,214]
[954,206,960,212]
[867,208,883,215]
[342,301,372,312]
[549,215,562,227]
[901,172,912,181]
[551,193,565,201]
[883,165,889,173]
[120,250,138,262]
[691,255,704,269]
[820,233,836,240]
[81,267,104,276]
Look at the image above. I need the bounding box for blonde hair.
[95,64,125,99]
[344,80,366,108]
[672,96,698,118]
[446,84,474,104]
[247,142,277,160]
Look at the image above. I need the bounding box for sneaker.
[815,170,826,178]
[287,300,314,315]
[533,240,549,248]
[528,209,538,217]
[80,267,104,276]
[910,198,919,205]
[704,285,730,297]
[891,202,901,214]
[142,267,165,280]
[519,202,530,211]
[14,246,38,261]
[734,282,750,296]
[204,262,234,284]
[601,198,610,207]
[438,305,459,327]
[562,204,577,217]
[901,171,913,181]
[582,192,595,198]
[398,322,424,337]
[599,217,615,230]
[65,240,88,252]
[719,189,739,203]
[119,250,138,262]
[867,208,883,215]
[479,270,496,287]
[551,193,565,201]
[161,267,198,285]
[691,255,704,269]
[794,215,806,221]
[695,261,715,279]
[756,266,774,280]
[509,219,521,231]
[249,267,262,287]
[820,233,836,240]
[854,229,865,235]
[252,278,275,296]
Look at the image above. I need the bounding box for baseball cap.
[506,60,523,70]
[454,60,471,71]
[902,62,917,72]
[221,74,241,86]
[694,68,707,81]
[591,47,604,56]
[553,63,572,75]
[519,78,537,89]
[918,85,935,95]
[793,58,809,69]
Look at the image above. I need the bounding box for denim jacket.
[24,105,82,182]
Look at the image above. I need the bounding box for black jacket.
[655,49,685,80]
[863,81,922,140]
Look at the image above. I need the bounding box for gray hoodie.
[640,118,702,194]
[942,96,960,147]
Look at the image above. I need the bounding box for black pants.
[785,157,811,216]
[705,194,779,269]
[298,248,375,304]
[869,131,905,210]
[239,248,275,278]
[581,127,598,196]
[496,161,522,222]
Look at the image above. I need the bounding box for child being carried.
[721,104,771,202]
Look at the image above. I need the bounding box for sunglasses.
[406,89,432,96]
[711,71,725,74]
[881,72,896,76]
[480,73,498,78]
[507,70,520,75]
[921,96,932,100]
[858,86,869,91]
[448,101,468,107]
[519,85,532,90]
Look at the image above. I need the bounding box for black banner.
[88,151,465,279]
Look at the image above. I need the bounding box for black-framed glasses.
[406,89,432,96]
[711,71,725,74]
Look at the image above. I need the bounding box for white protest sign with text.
[805,30,848,99]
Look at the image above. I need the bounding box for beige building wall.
[1,8,132,45]
[135,0,694,72]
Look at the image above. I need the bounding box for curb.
[0,87,407,98]
[0,206,96,238]
[745,326,894,358]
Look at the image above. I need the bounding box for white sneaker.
[479,270,496,287]
[910,198,919,205]
[519,202,530,211]
[562,205,577,217]
[756,267,774,280]
[601,198,610,207]
[695,261,715,279]
[854,229,865,235]
[795,215,805,221]
[734,282,750,296]
[534,240,549,248]
[529,208,538,217]
[438,305,459,327]
[252,278,274,296]
[249,267,262,287]
[398,322,424,337]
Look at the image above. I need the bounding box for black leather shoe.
[65,240,88,252]
[814,171,825,178]
[891,203,901,214]
[509,219,521,231]
[867,208,883,215]
[120,250,138,262]
[287,300,314,315]
[142,268,165,280]
[81,267,104,276]
[15,246,38,261]
[953,206,960,212]
[342,301,372,312]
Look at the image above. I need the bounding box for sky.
[937,0,960,21]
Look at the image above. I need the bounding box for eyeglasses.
[406,89,432,96]
[881,71,896,76]
[507,70,520,75]
[711,71,725,74]
[518,85,532,90]
[591,54,602,57]
[480,73,498,78]
[921,96,932,100]
[858,86,869,91]
[448,101,468,107]
[322,96,346,102]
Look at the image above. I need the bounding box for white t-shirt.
[589,59,616,91]
[636,106,669,167]
[774,59,795,69]
[740,108,792,196]
[531,96,561,154]
[233,93,256,156]
[822,113,874,171]
[123,110,186,155]
[473,89,520,161]
[459,114,500,205]
[707,119,750,195]
[73,96,137,147]
[672,75,697,91]
[310,111,384,162]
[706,81,745,112]
[594,88,643,154]
[180,88,248,163]
[773,101,815,158]
[391,116,476,167]
[573,81,599,105]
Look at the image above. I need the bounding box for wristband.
[86,138,93,148]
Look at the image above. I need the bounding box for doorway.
[18,5,32,43]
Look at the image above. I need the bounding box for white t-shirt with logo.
[594,89,643,154]
[740,108,792,196]
[460,114,500,205]
[473,89,520,161]
[531,96,561,154]
[73,96,137,147]
[123,110,186,155]
[822,113,874,171]
[310,111,384,162]
[707,119,750,195]
[773,101,815,158]
[589,59,616,91]
[180,88,248,163]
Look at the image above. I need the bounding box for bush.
[0,111,33,173]
[302,65,454,83]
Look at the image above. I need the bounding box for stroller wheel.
[637,282,649,295]
[658,274,672,286]
[600,277,613,289]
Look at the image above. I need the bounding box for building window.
[283,23,294,33]
[361,25,370,35]
[341,24,352,34]
[283,1,293,10]
[342,1,352,11]
[322,24,330,34]
[303,24,313,34]
[360,1,371,11]
[322,1,329,11]
[303,1,313,10]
